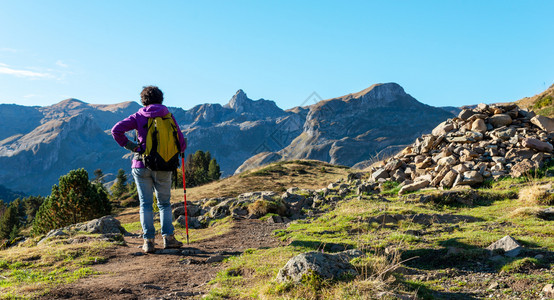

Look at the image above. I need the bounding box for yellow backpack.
[142,113,181,171]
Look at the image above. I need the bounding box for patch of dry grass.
[509,206,543,218]
[172,160,351,202]
[247,199,286,217]
[518,184,554,205]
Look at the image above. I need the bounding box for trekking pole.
[181,152,190,244]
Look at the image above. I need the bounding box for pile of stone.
[368,104,554,195]
[172,185,361,228]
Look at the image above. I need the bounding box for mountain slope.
[0,83,454,195]
[516,84,554,117]
[0,100,142,195]
[236,83,454,173]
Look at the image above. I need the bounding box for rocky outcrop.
[38,215,127,245]
[366,103,553,194]
[276,249,363,283]
[236,83,454,173]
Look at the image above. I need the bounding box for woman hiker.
[111,85,187,253]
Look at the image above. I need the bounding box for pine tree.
[110,169,128,198]
[0,203,18,239]
[208,158,221,181]
[93,169,105,184]
[23,196,45,225]
[32,168,111,235]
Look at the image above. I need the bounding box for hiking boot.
[142,239,155,253]
[163,234,183,249]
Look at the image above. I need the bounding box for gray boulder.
[486,235,522,257]
[458,109,477,121]
[538,207,554,220]
[276,249,363,283]
[531,115,554,132]
[522,138,553,153]
[510,159,536,178]
[281,192,308,214]
[489,114,512,128]
[176,215,203,229]
[456,171,484,186]
[172,204,201,219]
[432,120,454,136]
[75,216,127,235]
[371,169,389,181]
[398,180,430,195]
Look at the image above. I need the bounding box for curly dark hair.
[140,86,164,106]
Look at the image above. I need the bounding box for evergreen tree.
[32,168,111,235]
[175,151,222,187]
[0,203,18,239]
[93,169,105,184]
[23,196,45,225]
[110,169,128,198]
[9,225,19,241]
[0,200,6,219]
[10,198,25,227]
[208,158,221,181]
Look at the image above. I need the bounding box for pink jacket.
[111,104,187,168]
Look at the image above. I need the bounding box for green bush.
[32,169,111,235]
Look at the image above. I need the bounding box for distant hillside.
[0,100,141,195]
[236,83,454,173]
[516,84,554,117]
[0,184,26,203]
[175,160,351,202]
[0,83,455,196]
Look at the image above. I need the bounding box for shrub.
[32,169,111,235]
[247,199,286,217]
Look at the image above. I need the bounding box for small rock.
[398,180,430,195]
[522,138,553,153]
[205,255,226,264]
[142,284,163,290]
[488,281,500,290]
[276,249,362,283]
[266,215,284,223]
[486,235,522,257]
[489,114,512,128]
[510,159,536,178]
[531,115,554,132]
[538,207,554,220]
[432,120,455,136]
[155,249,182,255]
[371,168,389,181]
[458,109,477,121]
[543,284,554,297]
[471,119,487,133]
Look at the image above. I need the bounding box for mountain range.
[0,83,454,196]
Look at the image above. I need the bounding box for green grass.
[202,168,554,299]
[0,236,114,298]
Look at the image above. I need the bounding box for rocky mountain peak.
[52,98,87,109]
[355,82,406,99]
[226,89,250,110]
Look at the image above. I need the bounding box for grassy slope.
[0,160,350,299]
[2,159,554,299]
[173,160,351,202]
[516,84,554,117]
[203,171,554,299]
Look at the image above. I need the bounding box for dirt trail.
[44,219,287,300]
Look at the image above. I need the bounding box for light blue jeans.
[132,168,174,240]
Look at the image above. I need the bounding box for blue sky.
[0,1,552,110]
